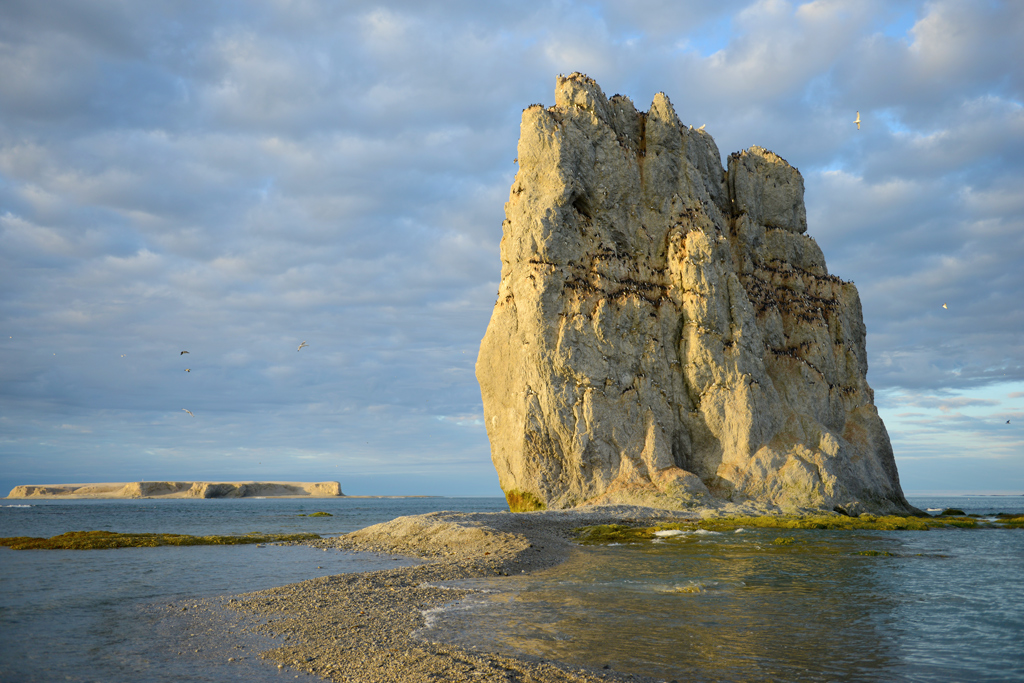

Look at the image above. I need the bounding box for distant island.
[6,481,343,499]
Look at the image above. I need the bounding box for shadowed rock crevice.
[477,73,914,515]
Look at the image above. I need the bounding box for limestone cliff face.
[476,73,913,515]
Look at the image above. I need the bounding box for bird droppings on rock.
[476,72,915,516]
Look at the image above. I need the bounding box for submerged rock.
[476,73,914,515]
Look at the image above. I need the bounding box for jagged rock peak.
[728,146,808,234]
[477,73,914,516]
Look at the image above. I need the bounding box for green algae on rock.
[505,489,546,512]
[0,530,320,550]
[697,514,945,531]
[574,524,652,544]
[574,512,1024,543]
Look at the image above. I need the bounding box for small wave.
[734,528,745,533]
[3,504,32,508]
[415,595,490,638]
[418,604,448,631]
[658,580,721,595]
[926,508,943,512]
[417,582,472,591]
[653,529,687,537]
[694,529,721,535]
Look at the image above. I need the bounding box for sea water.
[3,497,1023,682]
[419,496,1024,682]
[0,497,506,683]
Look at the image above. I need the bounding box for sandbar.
[175,503,1002,680]
[178,506,696,682]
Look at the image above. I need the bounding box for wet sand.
[180,506,698,682]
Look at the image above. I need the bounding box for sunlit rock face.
[476,73,914,515]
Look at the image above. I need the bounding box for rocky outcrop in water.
[476,73,913,515]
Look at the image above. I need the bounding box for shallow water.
[420,496,1024,682]
[903,495,1024,517]
[0,496,507,682]
[3,496,1023,682]
[0,495,506,539]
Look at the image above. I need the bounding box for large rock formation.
[476,73,914,515]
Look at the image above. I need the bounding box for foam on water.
[652,529,686,537]
[653,528,722,539]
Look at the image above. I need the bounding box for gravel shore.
[177,506,702,683]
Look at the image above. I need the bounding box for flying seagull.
[942,303,948,309]
[180,351,189,355]
[297,341,309,351]
[182,409,193,417]
[854,111,861,130]
[185,368,190,372]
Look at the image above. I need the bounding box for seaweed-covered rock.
[476,73,914,515]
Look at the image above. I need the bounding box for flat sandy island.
[6,480,343,499]
[172,506,701,683]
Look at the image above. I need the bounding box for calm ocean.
[422,496,1024,683]
[0,497,507,683]
[2,496,1022,682]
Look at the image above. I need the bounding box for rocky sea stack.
[477,73,914,516]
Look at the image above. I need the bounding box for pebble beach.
[176,507,696,683]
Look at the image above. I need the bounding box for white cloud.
[1,0,1021,494]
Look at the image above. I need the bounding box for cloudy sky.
[1,0,1021,497]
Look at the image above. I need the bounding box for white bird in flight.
[854,111,861,130]
[185,368,190,372]
[942,303,947,309]
[182,409,193,417]
[297,341,309,351]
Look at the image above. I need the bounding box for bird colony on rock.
[476,73,915,516]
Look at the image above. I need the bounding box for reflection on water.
[0,544,422,683]
[422,528,1024,682]
[0,496,510,683]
